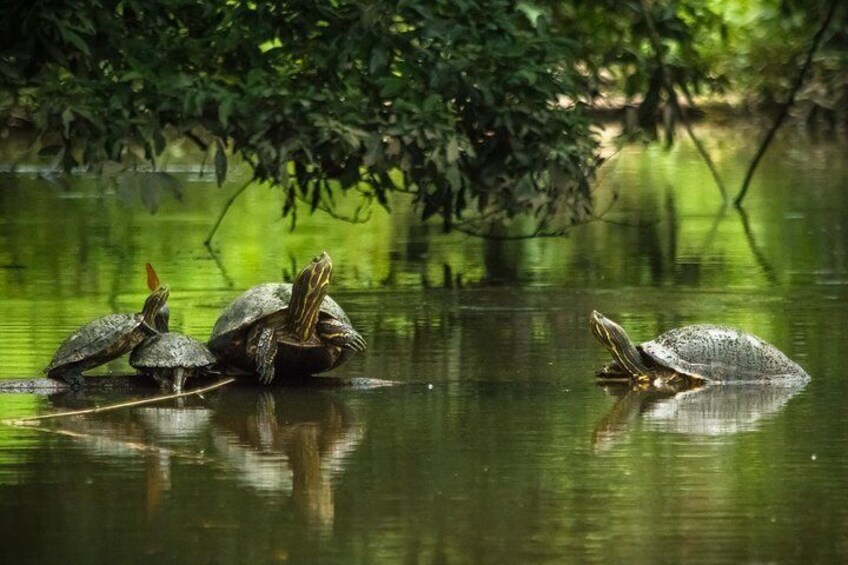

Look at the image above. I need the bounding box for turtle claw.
[172,367,187,393]
[254,327,278,385]
[258,364,275,385]
[348,332,367,352]
[317,319,367,352]
[64,372,85,389]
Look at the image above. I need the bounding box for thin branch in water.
[14,425,212,461]
[672,98,728,202]
[638,0,728,202]
[736,207,780,285]
[204,178,254,247]
[452,204,598,240]
[451,223,571,240]
[205,244,236,289]
[735,0,838,206]
[2,378,235,426]
[695,206,728,257]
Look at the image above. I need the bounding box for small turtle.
[45,286,170,387]
[130,262,216,392]
[130,333,216,392]
[208,252,366,384]
[146,262,170,333]
[589,310,810,387]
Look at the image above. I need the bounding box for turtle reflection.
[210,389,364,528]
[592,382,808,452]
[42,388,364,530]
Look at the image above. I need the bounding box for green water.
[1,127,847,563]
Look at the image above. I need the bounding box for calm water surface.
[1,127,847,563]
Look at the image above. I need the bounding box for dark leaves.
[116,172,184,215]
[214,139,228,187]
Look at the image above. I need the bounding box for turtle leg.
[316,318,367,352]
[171,367,187,393]
[596,359,628,378]
[252,327,278,385]
[61,367,85,389]
[150,369,169,391]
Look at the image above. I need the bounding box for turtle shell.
[208,283,355,376]
[639,325,810,384]
[45,313,147,375]
[131,332,216,370]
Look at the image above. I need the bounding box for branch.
[3,378,234,426]
[735,0,838,206]
[639,0,727,202]
[203,178,254,247]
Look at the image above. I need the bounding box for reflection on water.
[2,127,848,562]
[211,390,364,528]
[592,382,808,451]
[38,388,363,532]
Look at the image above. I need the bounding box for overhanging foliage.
[1,1,599,233]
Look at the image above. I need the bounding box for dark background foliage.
[0,1,845,233]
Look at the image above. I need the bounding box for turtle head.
[287,252,333,341]
[589,311,650,378]
[140,285,170,330]
[145,262,170,332]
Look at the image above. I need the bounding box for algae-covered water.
[0,127,846,563]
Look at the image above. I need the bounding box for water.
[1,127,848,562]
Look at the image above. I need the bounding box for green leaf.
[369,47,389,73]
[378,78,406,98]
[445,165,462,191]
[219,97,233,128]
[445,138,460,164]
[61,108,74,138]
[517,2,546,29]
[60,28,91,56]
[214,140,228,187]
[38,145,63,157]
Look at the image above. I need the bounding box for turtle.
[44,285,170,387]
[146,262,170,333]
[131,262,216,392]
[208,252,366,384]
[130,332,217,393]
[589,310,810,387]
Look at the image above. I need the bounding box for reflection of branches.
[450,208,573,240]
[205,244,236,290]
[735,0,838,206]
[305,193,372,225]
[638,0,727,202]
[107,208,131,313]
[14,425,210,461]
[737,207,779,286]
[696,206,728,257]
[204,177,254,247]
[205,175,377,247]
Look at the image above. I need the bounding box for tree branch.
[735,0,838,206]
[3,378,235,426]
[204,178,254,247]
[639,0,728,202]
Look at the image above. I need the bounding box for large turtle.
[589,311,810,387]
[208,252,366,383]
[130,333,216,393]
[45,286,170,387]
